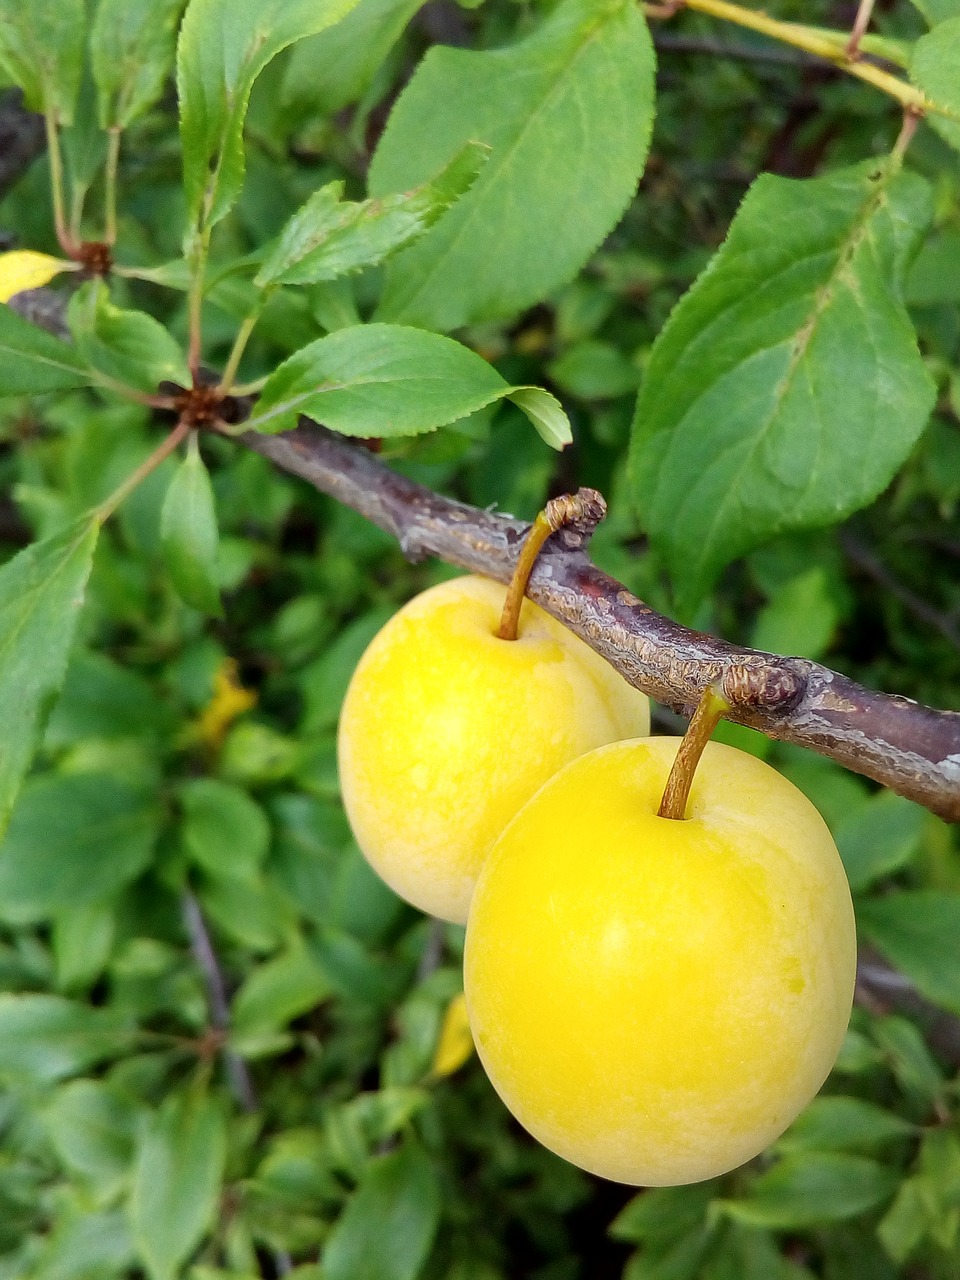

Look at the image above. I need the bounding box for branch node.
[543,487,606,546]
[720,662,806,713]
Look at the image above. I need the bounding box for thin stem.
[229,373,268,397]
[846,0,876,57]
[44,111,76,256]
[892,108,922,163]
[658,684,731,821]
[104,127,121,246]
[498,490,605,641]
[186,228,211,376]
[219,304,263,393]
[181,891,258,1112]
[181,892,296,1276]
[95,419,190,521]
[651,0,936,115]
[87,367,179,409]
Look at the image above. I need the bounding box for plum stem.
[498,489,605,641]
[658,683,732,820]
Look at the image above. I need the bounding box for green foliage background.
[0,0,956,1276]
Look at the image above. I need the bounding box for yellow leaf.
[0,251,72,303]
[189,658,257,751]
[431,992,474,1078]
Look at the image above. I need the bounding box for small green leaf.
[249,323,571,447]
[323,1140,442,1280]
[0,0,85,121]
[0,514,99,837]
[53,900,116,993]
[718,1153,898,1229]
[177,0,361,233]
[506,387,573,449]
[256,144,488,288]
[43,1079,137,1197]
[548,339,642,400]
[610,1182,714,1244]
[0,773,160,921]
[858,891,960,1014]
[160,434,223,616]
[179,777,269,880]
[231,943,331,1036]
[68,280,191,393]
[750,568,839,661]
[877,1178,930,1264]
[46,649,167,748]
[871,1015,946,1107]
[0,994,129,1084]
[0,303,92,395]
[835,791,925,892]
[130,1090,227,1280]
[369,0,655,330]
[91,0,184,129]
[909,0,960,25]
[630,162,935,610]
[775,1096,915,1155]
[282,0,426,118]
[911,17,960,152]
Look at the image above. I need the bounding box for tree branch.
[237,421,960,823]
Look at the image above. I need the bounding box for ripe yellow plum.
[337,575,650,924]
[464,737,857,1186]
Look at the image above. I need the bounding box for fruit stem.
[658,683,732,821]
[497,490,605,641]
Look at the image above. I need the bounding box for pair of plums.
[337,575,856,1187]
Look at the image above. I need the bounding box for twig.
[181,892,295,1277]
[181,891,258,1112]
[840,530,960,652]
[237,422,960,823]
[846,0,876,59]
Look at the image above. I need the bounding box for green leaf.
[231,943,331,1036]
[179,777,269,880]
[249,323,571,447]
[834,791,925,892]
[0,303,93,395]
[68,281,191,393]
[775,1096,915,1155]
[908,0,960,25]
[46,649,167,748]
[53,900,116,993]
[750,568,839,661]
[871,1015,946,1107]
[0,994,128,1084]
[610,1183,714,1244]
[548,339,642,400]
[718,1153,898,1229]
[160,434,223,615]
[43,1079,137,1197]
[281,0,426,118]
[0,0,85,121]
[369,0,655,330]
[630,162,935,610]
[255,144,489,288]
[130,1090,227,1280]
[858,891,960,1014]
[911,18,960,152]
[323,1140,442,1280]
[0,515,98,837]
[177,0,361,233]
[91,0,184,129]
[0,773,160,921]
